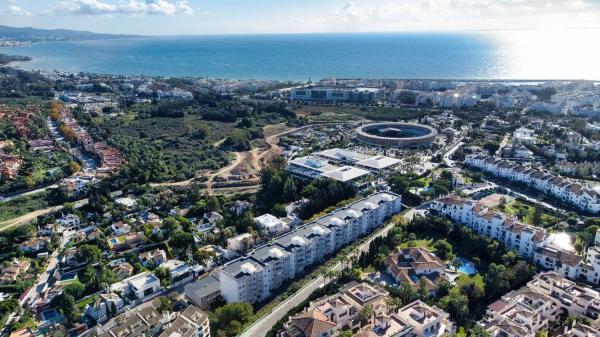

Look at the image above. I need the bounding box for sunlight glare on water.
[491,29,600,80]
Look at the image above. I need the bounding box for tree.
[440,292,469,326]
[358,304,374,326]
[485,263,511,298]
[68,161,81,175]
[154,296,173,313]
[170,231,194,258]
[418,277,430,300]
[386,297,402,312]
[210,302,255,337]
[282,176,298,202]
[433,240,453,260]
[154,267,172,287]
[63,281,85,300]
[76,244,101,264]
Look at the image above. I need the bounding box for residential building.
[185,275,221,310]
[158,305,211,337]
[110,272,161,300]
[227,233,254,251]
[480,272,600,337]
[139,249,168,267]
[85,293,125,322]
[196,212,223,233]
[464,155,600,214]
[0,259,31,284]
[396,300,455,337]
[254,214,289,235]
[386,248,450,296]
[221,192,402,303]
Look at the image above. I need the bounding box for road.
[443,138,464,167]
[0,198,90,232]
[0,184,58,203]
[239,207,416,337]
[20,229,74,309]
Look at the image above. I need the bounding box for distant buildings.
[220,192,402,303]
[464,155,600,214]
[291,86,384,103]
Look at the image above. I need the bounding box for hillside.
[0,25,138,42]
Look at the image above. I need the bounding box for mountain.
[0,25,139,42]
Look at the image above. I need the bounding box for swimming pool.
[455,257,477,275]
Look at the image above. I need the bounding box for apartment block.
[220,192,402,303]
[464,155,600,214]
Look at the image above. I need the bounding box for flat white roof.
[317,148,371,162]
[321,166,370,182]
[254,214,284,228]
[357,155,401,170]
[289,156,339,173]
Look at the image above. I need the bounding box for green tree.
[76,244,101,264]
[154,296,173,313]
[433,239,453,260]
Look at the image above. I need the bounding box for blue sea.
[3,30,599,80]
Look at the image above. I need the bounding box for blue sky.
[1,0,600,35]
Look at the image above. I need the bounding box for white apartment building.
[109,272,161,300]
[254,214,289,235]
[464,155,600,214]
[220,192,402,303]
[483,287,560,337]
[430,196,600,285]
[481,272,600,337]
[396,300,455,337]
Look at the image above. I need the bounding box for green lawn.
[398,239,435,250]
[500,200,560,228]
[0,192,51,223]
[76,295,99,309]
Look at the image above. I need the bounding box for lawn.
[500,199,561,228]
[293,105,426,123]
[397,238,435,250]
[0,192,51,223]
[76,295,99,309]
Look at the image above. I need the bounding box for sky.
[1,0,600,35]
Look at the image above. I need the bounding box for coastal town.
[1,65,600,337]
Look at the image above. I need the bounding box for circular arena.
[355,122,438,147]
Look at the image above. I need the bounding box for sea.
[2,29,600,80]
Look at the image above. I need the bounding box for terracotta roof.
[291,309,337,337]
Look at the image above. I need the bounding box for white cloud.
[55,0,195,16]
[0,4,31,16]
[329,0,600,30]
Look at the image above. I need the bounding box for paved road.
[0,184,59,203]
[239,207,415,337]
[442,138,464,168]
[0,198,89,232]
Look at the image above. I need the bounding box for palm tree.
[358,304,374,326]
[386,297,402,313]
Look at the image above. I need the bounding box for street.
[239,207,415,337]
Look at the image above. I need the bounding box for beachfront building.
[220,192,402,303]
[464,155,600,214]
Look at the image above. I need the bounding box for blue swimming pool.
[455,257,477,275]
